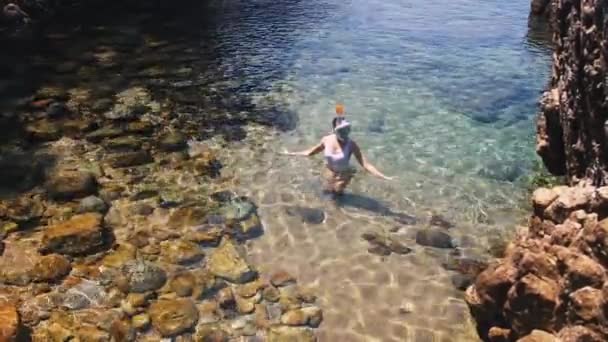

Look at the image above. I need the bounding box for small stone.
[516,330,558,342]
[236,279,265,298]
[284,206,325,224]
[415,228,454,248]
[280,307,323,327]
[45,169,98,201]
[103,136,142,151]
[195,323,229,342]
[31,254,72,282]
[46,102,69,118]
[102,243,137,268]
[450,274,473,291]
[369,244,391,256]
[86,126,125,143]
[488,327,511,342]
[110,319,135,341]
[237,213,263,238]
[149,298,199,337]
[189,226,223,247]
[78,195,108,214]
[568,286,604,322]
[271,270,295,287]
[216,288,235,309]
[132,313,150,330]
[158,132,187,151]
[533,188,559,213]
[235,295,256,314]
[0,303,20,342]
[126,121,154,135]
[168,272,196,297]
[25,120,61,141]
[295,287,317,303]
[262,286,280,302]
[121,260,167,293]
[207,239,256,283]
[160,240,204,265]
[91,98,114,113]
[429,214,454,229]
[557,326,603,341]
[106,151,153,168]
[388,238,412,255]
[40,213,107,256]
[267,326,316,342]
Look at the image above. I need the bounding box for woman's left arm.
[352,141,394,180]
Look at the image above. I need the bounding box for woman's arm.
[352,141,394,180]
[282,141,324,156]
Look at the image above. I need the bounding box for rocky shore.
[466,183,608,341]
[0,84,323,341]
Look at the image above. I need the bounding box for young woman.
[283,105,393,194]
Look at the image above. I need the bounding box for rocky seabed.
[0,85,322,342]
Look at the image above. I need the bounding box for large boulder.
[40,213,108,256]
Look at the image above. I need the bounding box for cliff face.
[466,1,608,341]
[536,0,608,186]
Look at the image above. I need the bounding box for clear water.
[0,0,551,340]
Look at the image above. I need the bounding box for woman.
[283,106,394,194]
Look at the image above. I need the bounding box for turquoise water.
[0,0,551,340]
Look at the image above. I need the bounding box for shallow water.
[0,0,551,340]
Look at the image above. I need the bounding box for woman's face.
[335,125,351,141]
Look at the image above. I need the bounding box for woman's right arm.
[283,140,324,156]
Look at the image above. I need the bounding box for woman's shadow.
[330,191,417,225]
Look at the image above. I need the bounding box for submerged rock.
[106,150,153,168]
[158,132,187,151]
[45,169,98,200]
[77,195,108,214]
[40,213,108,256]
[267,326,316,342]
[160,239,204,265]
[120,260,167,293]
[207,239,256,283]
[149,298,199,337]
[415,228,454,249]
[284,206,325,224]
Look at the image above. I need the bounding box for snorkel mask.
[334,120,351,141]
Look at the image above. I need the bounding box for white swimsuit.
[324,138,353,172]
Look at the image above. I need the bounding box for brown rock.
[75,325,110,341]
[544,187,593,223]
[235,294,256,314]
[271,270,295,287]
[131,314,150,331]
[102,244,137,268]
[106,151,153,168]
[160,240,204,265]
[40,213,107,256]
[194,323,229,342]
[110,319,135,341]
[516,330,557,342]
[216,288,235,310]
[168,272,196,297]
[557,326,604,342]
[505,274,560,335]
[207,239,256,283]
[475,262,519,309]
[188,226,223,247]
[488,327,511,342]
[564,253,606,289]
[236,279,266,298]
[263,286,281,302]
[280,307,323,327]
[267,326,316,342]
[0,303,20,342]
[31,254,72,282]
[149,298,199,337]
[568,286,605,322]
[516,251,559,280]
[254,304,270,329]
[45,169,98,200]
[533,188,558,215]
